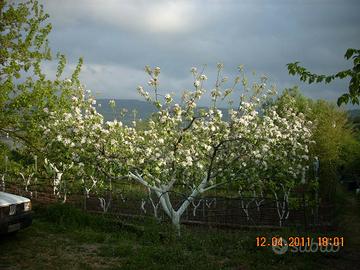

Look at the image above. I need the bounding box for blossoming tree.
[40,84,122,203]
[41,64,313,233]
[113,65,312,232]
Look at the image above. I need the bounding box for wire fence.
[3,180,336,230]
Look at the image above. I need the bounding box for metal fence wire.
[4,181,335,230]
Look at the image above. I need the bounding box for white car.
[0,191,32,234]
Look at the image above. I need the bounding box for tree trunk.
[171,213,181,236]
[129,172,210,236]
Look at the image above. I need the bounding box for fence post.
[83,191,87,211]
[302,191,307,231]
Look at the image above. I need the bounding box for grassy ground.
[0,192,359,270]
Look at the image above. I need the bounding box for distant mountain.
[96,100,360,126]
[96,99,230,124]
[96,99,157,123]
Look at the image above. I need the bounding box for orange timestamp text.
[256,236,344,247]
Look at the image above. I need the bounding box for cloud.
[44,0,201,34]
[39,0,360,108]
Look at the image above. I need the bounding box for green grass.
[0,201,359,270]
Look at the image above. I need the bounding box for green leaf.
[337,94,349,106]
[345,48,356,60]
[325,76,332,83]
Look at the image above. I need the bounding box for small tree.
[275,88,360,202]
[40,87,120,202]
[0,0,86,178]
[1,0,52,142]
[122,65,313,233]
[0,0,101,197]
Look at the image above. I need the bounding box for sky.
[38,0,360,108]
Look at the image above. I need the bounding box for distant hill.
[96,99,230,124]
[96,99,157,123]
[97,99,360,125]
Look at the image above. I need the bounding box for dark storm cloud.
[39,0,360,107]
